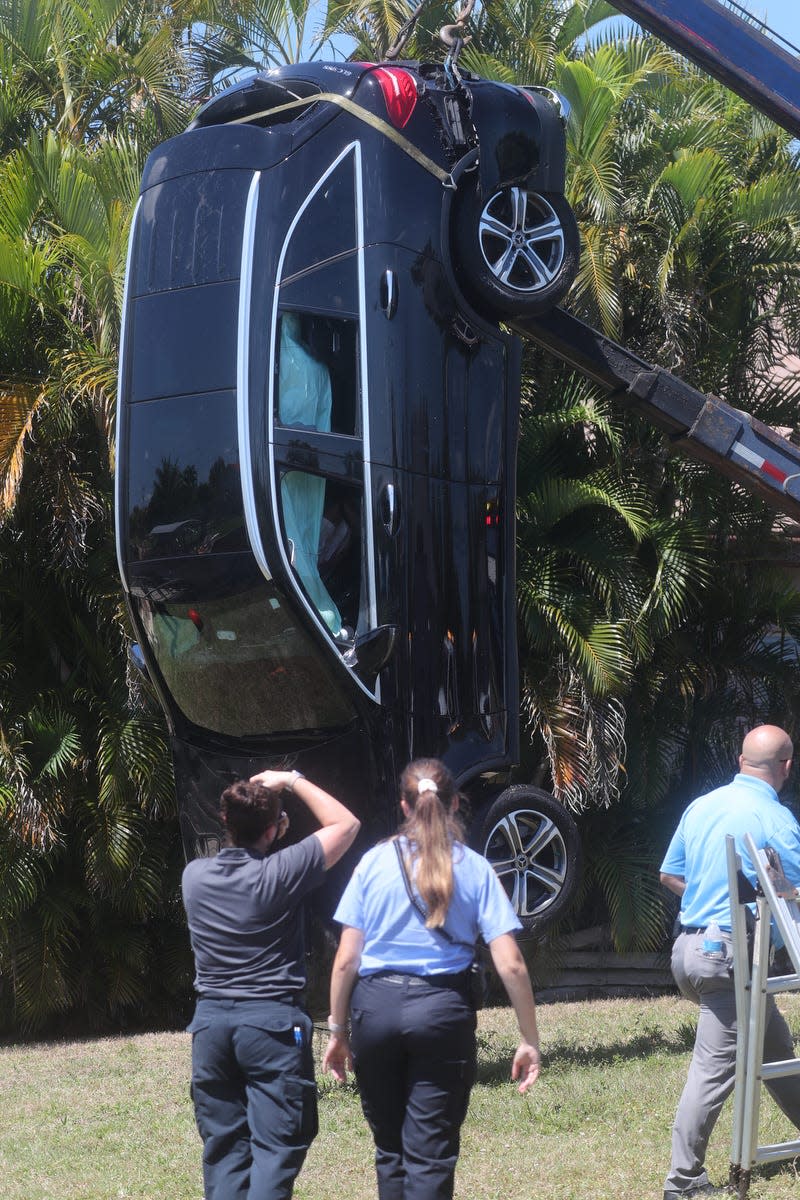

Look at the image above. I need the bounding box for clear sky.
[748,0,799,49]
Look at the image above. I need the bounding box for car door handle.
[380,269,398,319]
[380,483,399,535]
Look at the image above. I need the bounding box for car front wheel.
[452,183,580,319]
[473,785,581,936]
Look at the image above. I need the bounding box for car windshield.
[129,554,354,738]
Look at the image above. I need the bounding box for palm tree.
[0,544,182,1028]
[461,0,615,82]
[323,0,612,70]
[0,0,219,1030]
[549,36,800,946]
[515,356,712,785]
[0,0,201,146]
[196,0,343,85]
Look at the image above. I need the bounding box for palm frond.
[525,660,627,809]
[592,836,667,950]
[0,382,47,513]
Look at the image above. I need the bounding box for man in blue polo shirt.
[659,724,800,1199]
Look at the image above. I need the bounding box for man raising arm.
[182,770,359,1200]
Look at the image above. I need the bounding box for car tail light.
[518,84,571,124]
[373,67,417,129]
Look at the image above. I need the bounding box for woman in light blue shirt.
[323,757,540,1200]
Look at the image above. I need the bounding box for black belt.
[368,970,469,988]
[197,993,304,1006]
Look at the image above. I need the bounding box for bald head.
[739,725,793,792]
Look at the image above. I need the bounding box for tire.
[451,182,580,320]
[472,785,581,936]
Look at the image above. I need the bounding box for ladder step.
[760,1058,800,1080]
[755,1137,800,1164]
[765,974,800,994]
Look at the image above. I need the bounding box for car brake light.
[373,67,417,129]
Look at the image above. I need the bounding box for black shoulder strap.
[393,839,474,951]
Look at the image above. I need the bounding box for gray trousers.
[665,929,800,1194]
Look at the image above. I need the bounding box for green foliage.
[0,531,188,1031]
[0,0,214,1033]
[1,0,800,1003]
[515,364,712,832]
[481,14,800,950]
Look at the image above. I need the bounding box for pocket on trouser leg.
[281,1076,319,1146]
[687,940,734,991]
[409,1056,476,1138]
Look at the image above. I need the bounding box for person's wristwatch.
[289,770,305,791]
[327,1016,350,1035]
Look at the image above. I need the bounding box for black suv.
[115,60,581,933]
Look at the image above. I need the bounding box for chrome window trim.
[263,141,380,703]
[237,170,272,580]
[355,141,378,637]
[114,194,142,595]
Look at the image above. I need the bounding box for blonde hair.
[397,758,465,928]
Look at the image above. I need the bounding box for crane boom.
[609,0,800,137]
[513,308,800,522]
[512,0,800,521]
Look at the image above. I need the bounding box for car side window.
[274,309,364,645]
[127,392,247,560]
[268,146,379,680]
[280,152,357,281]
[275,310,358,437]
[279,472,363,641]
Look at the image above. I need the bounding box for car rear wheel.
[452,183,580,319]
[472,785,581,936]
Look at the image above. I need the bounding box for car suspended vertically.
[115,60,582,933]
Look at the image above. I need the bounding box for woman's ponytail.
[397,759,464,928]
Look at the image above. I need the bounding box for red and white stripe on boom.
[730,440,790,486]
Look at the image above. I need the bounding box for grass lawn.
[2,994,800,1199]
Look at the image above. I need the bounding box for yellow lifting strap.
[227,91,455,187]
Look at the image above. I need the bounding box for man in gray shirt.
[182,769,360,1199]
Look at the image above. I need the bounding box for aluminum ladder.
[725,833,800,1197]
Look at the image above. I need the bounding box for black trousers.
[188,997,318,1200]
[350,973,477,1200]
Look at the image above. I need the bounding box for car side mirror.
[354,624,398,676]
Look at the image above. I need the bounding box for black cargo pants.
[350,972,477,1200]
[188,997,318,1199]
